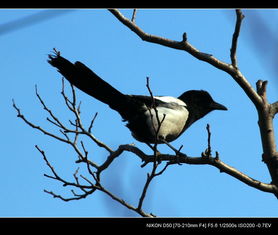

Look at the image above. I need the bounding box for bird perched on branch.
[48,51,227,144]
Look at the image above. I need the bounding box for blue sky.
[1,9,278,217]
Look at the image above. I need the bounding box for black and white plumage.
[48,54,227,144]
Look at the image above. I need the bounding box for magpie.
[48,53,227,144]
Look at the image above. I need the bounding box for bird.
[48,52,227,145]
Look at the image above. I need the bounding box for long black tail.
[48,53,127,113]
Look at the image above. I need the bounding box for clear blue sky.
[1,9,278,217]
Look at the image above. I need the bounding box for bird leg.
[146,143,161,154]
[160,139,185,165]
[145,143,162,164]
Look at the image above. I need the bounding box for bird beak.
[210,101,228,111]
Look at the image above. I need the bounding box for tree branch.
[131,9,137,23]
[270,101,278,118]
[109,9,263,109]
[205,123,212,157]
[14,79,159,217]
[136,77,169,212]
[255,80,278,196]
[97,138,278,195]
[230,9,245,69]
[35,145,94,190]
[94,177,154,217]
[143,123,278,195]
[12,99,70,144]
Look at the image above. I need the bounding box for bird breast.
[145,97,189,142]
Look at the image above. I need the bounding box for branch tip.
[131,9,137,23]
[230,9,244,69]
[256,79,268,103]
[182,32,187,42]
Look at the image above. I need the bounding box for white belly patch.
[145,102,189,141]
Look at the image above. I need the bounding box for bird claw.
[175,154,182,165]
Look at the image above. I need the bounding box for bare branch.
[88,112,98,133]
[156,152,278,194]
[12,99,70,144]
[131,9,137,23]
[109,9,263,109]
[35,145,93,190]
[204,123,212,157]
[84,131,114,153]
[270,101,278,118]
[90,128,278,196]
[154,162,172,176]
[137,173,153,211]
[95,178,154,217]
[62,80,114,153]
[135,77,171,212]
[44,188,95,202]
[122,143,278,195]
[38,143,143,213]
[130,139,277,195]
[97,144,148,177]
[230,9,245,69]
[145,76,167,147]
[14,76,156,216]
[256,79,268,103]
[35,85,65,129]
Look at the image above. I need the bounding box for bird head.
[179,90,227,120]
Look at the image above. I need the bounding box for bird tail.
[48,53,127,112]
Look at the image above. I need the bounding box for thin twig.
[12,100,70,144]
[100,186,154,217]
[137,77,170,212]
[61,80,114,153]
[145,77,166,145]
[35,85,66,129]
[230,9,245,69]
[131,9,137,23]
[205,123,212,157]
[88,112,98,133]
[35,145,92,189]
